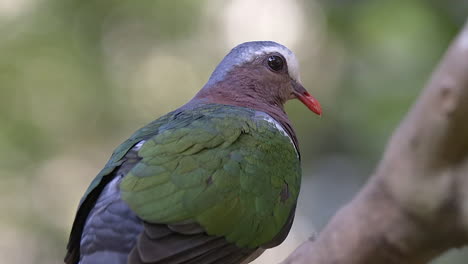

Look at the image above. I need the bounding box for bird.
[64,41,322,264]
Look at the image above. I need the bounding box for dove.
[65,41,322,264]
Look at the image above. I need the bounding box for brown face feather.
[195,53,295,110]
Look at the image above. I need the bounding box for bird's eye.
[267,55,284,72]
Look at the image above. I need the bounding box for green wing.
[120,104,301,248]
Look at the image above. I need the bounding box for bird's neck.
[188,82,299,152]
[194,83,283,114]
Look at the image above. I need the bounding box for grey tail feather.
[127,222,258,264]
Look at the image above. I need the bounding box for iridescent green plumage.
[119,104,301,248]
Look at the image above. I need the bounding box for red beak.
[292,81,322,116]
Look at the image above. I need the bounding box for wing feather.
[121,105,301,249]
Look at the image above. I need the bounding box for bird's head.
[194,41,321,115]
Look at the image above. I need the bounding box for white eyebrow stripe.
[240,46,301,83]
[206,41,301,86]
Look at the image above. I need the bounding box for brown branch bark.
[281,20,468,264]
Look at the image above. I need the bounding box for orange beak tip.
[290,81,322,116]
[297,92,322,116]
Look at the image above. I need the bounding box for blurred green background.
[0,0,467,263]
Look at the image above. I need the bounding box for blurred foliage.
[0,0,466,263]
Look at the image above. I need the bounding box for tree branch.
[281,20,468,264]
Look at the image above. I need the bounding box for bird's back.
[66,103,301,264]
